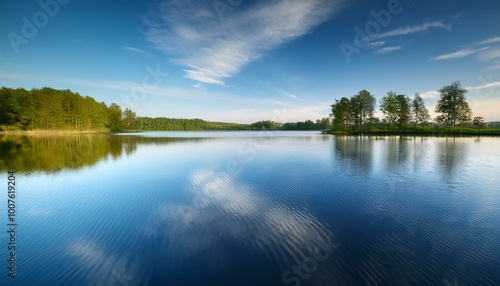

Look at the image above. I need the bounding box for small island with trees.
[0,81,499,136]
[329,81,500,136]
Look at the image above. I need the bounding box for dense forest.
[0,87,112,131]
[0,87,329,132]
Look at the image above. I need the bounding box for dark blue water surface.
[0,132,499,286]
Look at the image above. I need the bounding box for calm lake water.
[0,131,499,286]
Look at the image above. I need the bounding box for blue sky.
[1,0,500,123]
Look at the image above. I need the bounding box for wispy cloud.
[145,0,342,85]
[373,19,452,40]
[368,41,385,48]
[477,36,500,45]
[374,45,402,54]
[465,81,500,92]
[279,90,297,99]
[477,47,500,62]
[430,34,500,62]
[430,48,480,61]
[123,46,155,57]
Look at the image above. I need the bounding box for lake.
[0,131,499,286]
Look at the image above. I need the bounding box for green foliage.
[250,120,282,130]
[0,87,112,131]
[330,90,376,132]
[107,103,124,132]
[380,92,411,131]
[379,91,399,130]
[435,81,472,127]
[412,93,430,127]
[135,117,250,131]
[395,94,411,129]
[280,118,331,130]
[327,81,497,135]
[315,117,333,129]
[123,108,137,130]
[473,116,485,132]
[350,90,376,132]
[331,97,351,131]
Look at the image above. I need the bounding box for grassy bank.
[0,129,109,136]
[325,126,500,136]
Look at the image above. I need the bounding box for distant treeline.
[250,119,331,130]
[134,118,331,131]
[0,87,329,132]
[135,117,250,131]
[487,121,500,128]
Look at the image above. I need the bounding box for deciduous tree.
[331,97,351,131]
[473,116,485,133]
[435,81,472,127]
[350,90,376,132]
[379,91,398,130]
[411,93,430,128]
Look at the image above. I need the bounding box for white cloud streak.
[279,90,297,99]
[373,19,452,40]
[477,47,500,62]
[374,45,402,54]
[430,47,491,61]
[478,36,500,45]
[430,48,477,61]
[368,41,385,47]
[430,34,500,62]
[145,0,342,85]
[465,81,500,92]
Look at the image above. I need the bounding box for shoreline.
[0,130,110,136]
[324,129,500,137]
[2,129,500,137]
